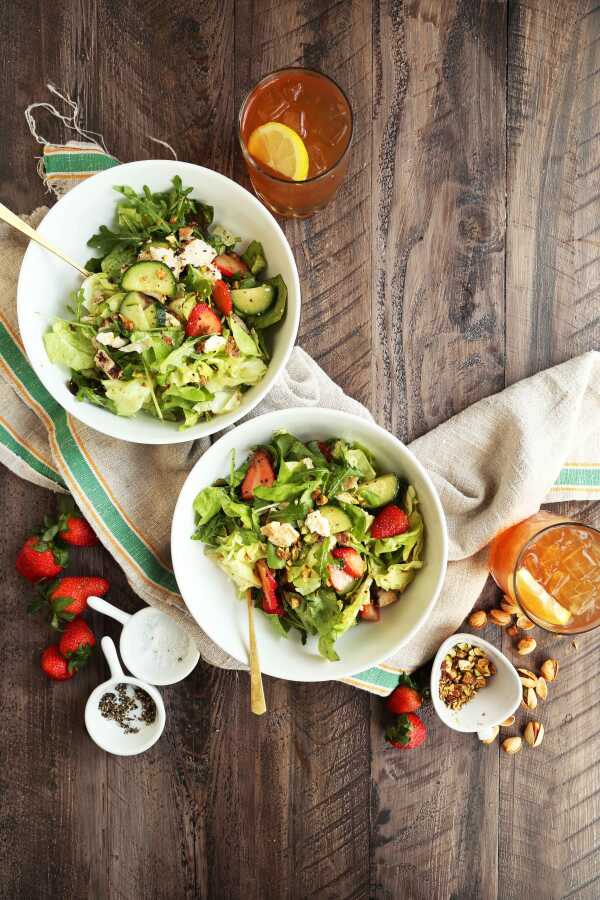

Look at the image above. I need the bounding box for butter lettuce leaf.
[44,321,96,372]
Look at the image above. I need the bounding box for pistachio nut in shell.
[536,677,548,701]
[523,687,538,710]
[517,668,538,688]
[540,658,559,682]
[524,721,544,747]
[516,615,535,630]
[468,610,487,629]
[501,596,520,615]
[502,736,522,754]
[479,725,499,745]
[490,609,512,626]
[500,715,516,728]
[517,637,537,655]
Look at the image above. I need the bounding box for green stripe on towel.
[0,421,65,487]
[44,150,119,174]
[0,322,179,595]
[554,466,600,487]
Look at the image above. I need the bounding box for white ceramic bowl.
[17,160,300,444]
[430,633,522,738]
[171,408,448,682]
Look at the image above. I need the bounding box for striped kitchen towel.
[1,138,599,696]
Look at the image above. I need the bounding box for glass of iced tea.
[238,67,353,218]
[489,511,600,633]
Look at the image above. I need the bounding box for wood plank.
[506,0,600,384]
[506,2,600,897]
[235,0,373,408]
[370,1,507,897]
[371,0,507,443]
[229,3,374,897]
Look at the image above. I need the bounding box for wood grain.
[506,0,600,384]
[505,2,600,898]
[370,3,506,897]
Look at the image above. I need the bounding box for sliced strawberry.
[185,303,222,337]
[212,279,233,316]
[370,504,410,540]
[240,450,276,500]
[359,602,380,622]
[256,559,284,615]
[327,564,356,594]
[332,546,365,578]
[213,253,249,278]
[317,441,333,461]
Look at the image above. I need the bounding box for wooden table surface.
[1,1,599,898]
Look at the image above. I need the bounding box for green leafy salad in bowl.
[43,176,288,429]
[192,431,425,661]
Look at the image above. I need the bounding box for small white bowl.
[87,595,199,685]
[17,159,300,444]
[171,406,448,682]
[431,633,522,740]
[85,637,166,756]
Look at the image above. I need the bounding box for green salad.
[193,431,425,661]
[44,176,287,428]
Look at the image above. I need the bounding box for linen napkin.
[1,143,599,695]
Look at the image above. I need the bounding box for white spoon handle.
[88,595,132,626]
[0,201,90,277]
[100,636,124,679]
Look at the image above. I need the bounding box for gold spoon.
[246,589,266,715]
[0,201,90,277]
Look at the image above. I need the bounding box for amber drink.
[239,67,353,217]
[489,512,600,633]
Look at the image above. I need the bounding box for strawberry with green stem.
[385,713,427,750]
[41,496,98,547]
[59,619,96,673]
[29,575,109,629]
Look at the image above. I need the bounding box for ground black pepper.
[98,682,156,734]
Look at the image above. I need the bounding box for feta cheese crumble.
[177,238,217,270]
[95,331,128,349]
[302,457,314,469]
[305,510,331,537]
[202,335,228,353]
[260,522,300,548]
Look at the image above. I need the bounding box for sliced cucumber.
[168,295,197,321]
[231,284,274,315]
[357,474,399,508]
[250,274,287,330]
[319,505,352,534]
[119,292,164,330]
[121,261,176,298]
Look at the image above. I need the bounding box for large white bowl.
[171,408,448,681]
[17,160,300,444]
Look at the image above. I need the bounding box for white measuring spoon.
[85,637,166,756]
[87,596,199,686]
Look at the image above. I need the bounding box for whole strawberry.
[58,514,97,547]
[16,535,68,583]
[385,713,427,750]
[59,618,96,672]
[42,496,98,547]
[40,645,74,681]
[33,575,110,629]
[387,684,422,715]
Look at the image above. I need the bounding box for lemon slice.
[247,122,309,181]
[515,568,572,626]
